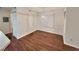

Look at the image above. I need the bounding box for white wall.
[37,11,55,33]
[64,7,79,48]
[11,7,38,39]
[54,9,64,35]
[0,8,12,34]
[12,7,65,39]
[37,8,64,35]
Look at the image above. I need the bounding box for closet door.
[28,14,35,33]
[40,14,54,28]
[16,13,28,39]
[39,12,55,33]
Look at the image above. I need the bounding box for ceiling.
[0,7,12,11]
[27,7,65,12]
[0,7,65,12]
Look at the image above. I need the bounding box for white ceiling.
[27,7,65,12]
[0,7,12,11]
[0,7,65,12]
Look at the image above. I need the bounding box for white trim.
[16,29,63,39]
[5,32,12,34]
[16,30,36,39]
[63,8,67,43]
[64,42,79,49]
[16,33,28,39]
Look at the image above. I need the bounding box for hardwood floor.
[6,33,12,39]
[5,30,79,51]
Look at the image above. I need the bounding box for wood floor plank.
[5,30,79,51]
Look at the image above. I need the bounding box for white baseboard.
[16,30,36,39]
[16,29,63,39]
[16,33,28,39]
[64,42,79,49]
